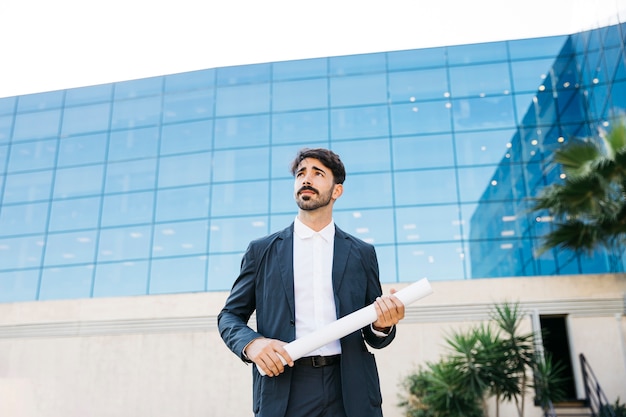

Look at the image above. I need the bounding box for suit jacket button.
[290,320,295,326]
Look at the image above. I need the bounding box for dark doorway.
[539,315,578,401]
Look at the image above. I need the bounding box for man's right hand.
[244,338,294,377]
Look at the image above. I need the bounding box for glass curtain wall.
[0,22,625,302]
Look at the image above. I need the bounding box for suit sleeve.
[360,243,397,349]
[217,242,264,362]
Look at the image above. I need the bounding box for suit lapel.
[277,224,295,319]
[332,226,352,314]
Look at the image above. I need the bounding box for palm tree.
[532,117,626,271]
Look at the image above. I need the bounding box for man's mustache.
[298,186,318,195]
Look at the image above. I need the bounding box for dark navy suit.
[218,223,396,417]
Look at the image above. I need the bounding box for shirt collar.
[294,217,335,242]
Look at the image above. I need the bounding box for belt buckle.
[311,356,324,367]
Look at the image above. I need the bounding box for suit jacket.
[217,223,396,417]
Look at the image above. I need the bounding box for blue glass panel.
[270,142,329,179]
[97,225,152,261]
[388,68,449,102]
[0,144,7,172]
[333,208,395,245]
[216,63,271,86]
[162,89,215,123]
[390,101,451,135]
[0,235,45,270]
[161,120,213,155]
[215,84,270,116]
[107,127,159,161]
[273,79,328,111]
[332,138,390,173]
[111,96,162,129]
[12,109,61,141]
[209,216,269,253]
[449,62,511,97]
[339,172,393,209]
[329,53,386,75]
[508,36,567,59]
[164,69,215,92]
[114,76,162,99]
[0,97,16,115]
[0,269,39,302]
[395,205,461,243]
[8,139,57,172]
[330,105,389,140]
[157,152,211,187]
[65,84,113,106]
[373,245,397,283]
[214,114,270,149]
[101,191,155,227]
[3,171,52,203]
[153,220,208,257]
[104,158,157,193]
[394,169,458,205]
[511,59,556,93]
[397,242,465,281]
[272,57,328,81]
[452,96,516,130]
[57,133,107,167]
[39,265,93,300]
[93,261,149,297]
[207,253,241,291]
[49,196,101,231]
[463,201,528,241]
[330,74,387,106]
[43,230,97,266]
[213,147,270,182]
[0,202,49,235]
[211,180,269,216]
[155,185,210,222]
[61,103,111,136]
[392,134,454,170]
[387,47,447,70]
[149,255,206,294]
[447,41,507,65]
[270,178,298,213]
[17,90,64,112]
[454,129,516,166]
[0,115,12,144]
[469,238,534,278]
[457,165,505,202]
[54,165,104,198]
[272,110,328,145]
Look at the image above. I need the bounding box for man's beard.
[296,186,333,211]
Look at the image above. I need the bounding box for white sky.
[0,0,625,99]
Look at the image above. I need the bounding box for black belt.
[295,354,341,368]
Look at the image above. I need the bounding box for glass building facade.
[1,22,625,303]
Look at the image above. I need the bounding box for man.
[218,148,405,417]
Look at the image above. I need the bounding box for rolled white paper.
[257,278,433,376]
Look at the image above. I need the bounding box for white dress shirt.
[293,217,342,356]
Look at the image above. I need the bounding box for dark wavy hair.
[289,148,346,185]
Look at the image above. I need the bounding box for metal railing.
[580,353,615,417]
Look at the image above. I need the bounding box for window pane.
[452,96,516,131]
[57,133,107,167]
[329,53,386,75]
[216,63,270,86]
[447,41,508,65]
[330,74,387,106]
[392,134,455,170]
[155,185,210,222]
[339,173,392,209]
[43,230,97,266]
[511,59,555,93]
[0,202,49,235]
[331,105,389,140]
[108,127,159,161]
[449,63,511,97]
[272,57,327,81]
[65,84,113,106]
[0,115,13,143]
[209,216,268,253]
[333,208,395,245]
[395,205,462,243]
[162,89,215,123]
[3,171,53,203]
[101,191,155,227]
[0,236,44,270]
[61,103,111,136]
[93,261,149,297]
[105,159,157,193]
[273,79,328,111]
[54,165,104,198]
[375,245,397,283]
[272,110,328,145]
[214,114,270,149]
[17,91,64,112]
[455,129,516,166]
[114,77,162,99]
[8,139,57,172]
[387,47,447,70]
[213,147,269,182]
[390,102,452,135]
[389,68,449,102]
[394,169,458,205]
[13,110,61,141]
[39,265,93,300]
[207,253,241,291]
[149,256,206,294]
[332,138,391,173]
[397,242,465,281]
[157,152,211,187]
[164,69,215,92]
[111,96,161,129]
[97,225,152,261]
[49,196,101,231]
[0,97,17,115]
[153,220,208,257]
[215,84,270,116]
[0,269,39,302]
[160,119,213,155]
[211,181,269,216]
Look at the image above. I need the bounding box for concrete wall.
[0,274,624,417]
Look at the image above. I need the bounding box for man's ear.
[332,183,343,200]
